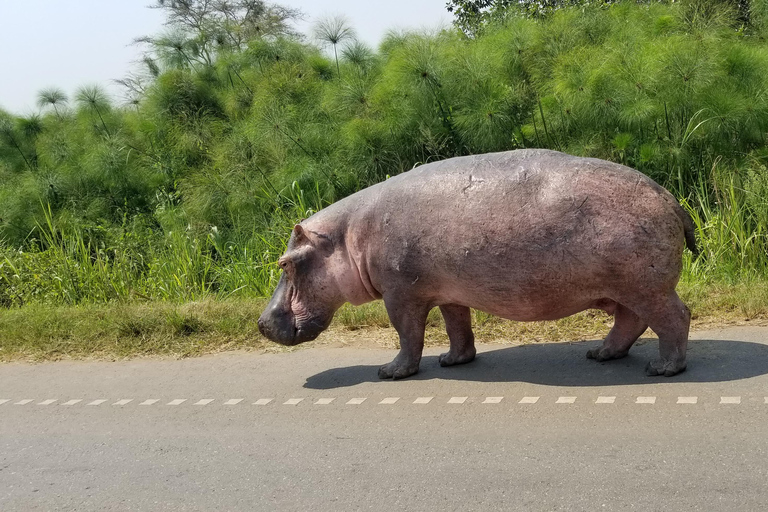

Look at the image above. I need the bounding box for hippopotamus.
[258,149,696,379]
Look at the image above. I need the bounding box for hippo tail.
[676,203,699,256]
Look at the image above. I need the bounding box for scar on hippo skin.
[258,149,696,380]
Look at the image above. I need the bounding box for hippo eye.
[278,260,289,270]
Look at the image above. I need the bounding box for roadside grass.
[3,280,768,362]
[0,299,267,362]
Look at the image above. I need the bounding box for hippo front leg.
[379,298,429,380]
[438,304,476,367]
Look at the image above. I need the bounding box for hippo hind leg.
[586,302,648,362]
[378,297,429,380]
[438,304,477,367]
[634,291,690,377]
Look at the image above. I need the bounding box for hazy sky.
[0,1,449,115]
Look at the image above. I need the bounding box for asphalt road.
[2,325,768,511]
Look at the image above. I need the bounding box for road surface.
[2,326,768,510]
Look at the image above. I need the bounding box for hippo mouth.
[294,317,327,344]
[289,289,328,343]
[258,275,332,345]
[258,312,326,346]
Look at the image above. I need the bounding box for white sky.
[0,1,449,115]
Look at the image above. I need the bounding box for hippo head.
[258,224,342,346]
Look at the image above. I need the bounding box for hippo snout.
[258,307,330,345]
[257,309,299,346]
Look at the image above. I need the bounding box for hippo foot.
[645,358,687,377]
[378,360,420,380]
[438,348,477,367]
[586,347,629,362]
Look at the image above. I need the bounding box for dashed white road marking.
[765,397,768,404]
[4,394,759,410]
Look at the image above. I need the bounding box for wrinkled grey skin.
[258,149,696,379]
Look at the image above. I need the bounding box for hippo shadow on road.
[303,338,768,390]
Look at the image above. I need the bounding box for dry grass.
[2,280,768,362]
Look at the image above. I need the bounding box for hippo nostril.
[257,318,266,336]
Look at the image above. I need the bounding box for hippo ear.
[293,225,333,255]
[292,224,306,243]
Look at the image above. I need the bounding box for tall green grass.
[683,160,768,280]
[0,198,304,306]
